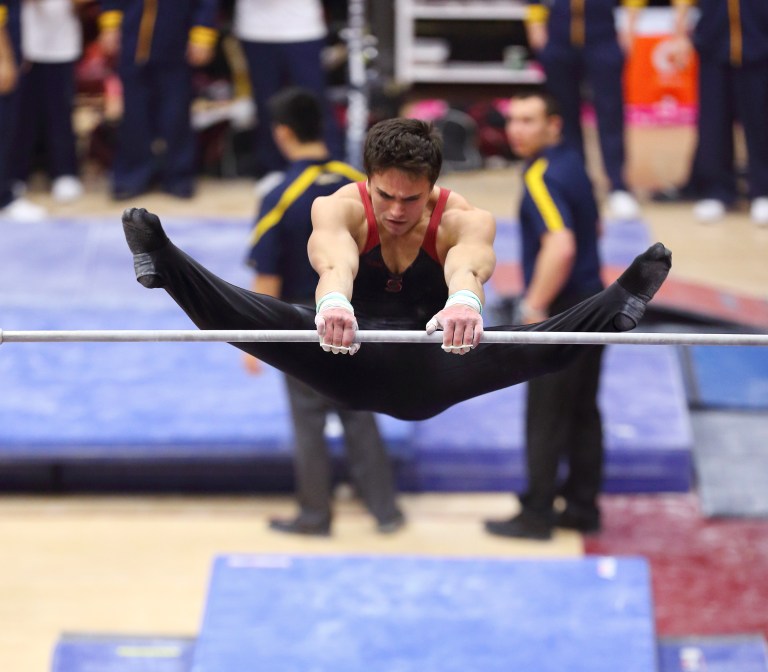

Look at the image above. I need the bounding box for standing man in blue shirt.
[244,87,404,536]
[486,90,605,540]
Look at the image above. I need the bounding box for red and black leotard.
[351,182,450,328]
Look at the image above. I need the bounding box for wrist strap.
[316,291,354,315]
[445,289,483,315]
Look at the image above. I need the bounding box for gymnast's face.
[505,96,561,159]
[368,169,433,237]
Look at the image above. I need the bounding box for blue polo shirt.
[246,158,364,303]
[519,143,603,299]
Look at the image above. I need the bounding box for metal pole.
[1,329,767,346]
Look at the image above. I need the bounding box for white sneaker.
[607,190,640,221]
[52,175,84,203]
[693,199,726,222]
[254,171,285,198]
[750,197,768,226]
[0,197,47,222]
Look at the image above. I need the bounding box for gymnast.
[122,117,671,421]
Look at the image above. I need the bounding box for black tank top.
[352,182,450,328]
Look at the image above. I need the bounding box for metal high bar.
[1,329,767,346]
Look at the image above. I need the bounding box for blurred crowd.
[0,0,766,227]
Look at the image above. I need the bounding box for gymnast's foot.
[613,242,672,330]
[122,207,169,288]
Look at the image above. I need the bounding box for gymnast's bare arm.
[308,185,366,353]
[427,196,496,354]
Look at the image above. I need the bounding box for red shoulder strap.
[357,181,380,253]
[422,187,450,263]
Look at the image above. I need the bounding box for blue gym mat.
[0,217,692,492]
[658,635,768,672]
[0,217,412,462]
[684,346,768,410]
[404,343,693,493]
[690,410,768,517]
[193,554,657,672]
[51,634,195,672]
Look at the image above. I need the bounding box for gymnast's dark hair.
[268,87,324,143]
[363,118,443,186]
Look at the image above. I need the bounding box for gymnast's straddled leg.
[122,207,671,420]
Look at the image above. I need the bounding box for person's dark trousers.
[11,61,79,183]
[241,38,344,176]
[0,86,21,208]
[113,62,196,196]
[521,290,605,519]
[284,374,401,527]
[539,40,627,192]
[695,56,768,203]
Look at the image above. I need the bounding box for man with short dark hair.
[244,88,403,536]
[485,90,605,541]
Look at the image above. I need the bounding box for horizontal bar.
[1,329,767,346]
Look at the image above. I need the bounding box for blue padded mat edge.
[194,554,657,672]
[658,636,768,672]
[51,634,195,672]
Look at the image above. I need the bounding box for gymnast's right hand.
[315,292,360,355]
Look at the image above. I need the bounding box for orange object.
[625,35,698,107]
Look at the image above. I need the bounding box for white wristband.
[445,289,483,315]
[316,291,354,315]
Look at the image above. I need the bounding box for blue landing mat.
[194,554,657,672]
[685,346,768,410]
[659,635,768,672]
[403,344,693,492]
[0,217,412,463]
[0,217,691,493]
[690,410,768,517]
[51,634,194,672]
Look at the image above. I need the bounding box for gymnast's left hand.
[425,304,483,355]
[315,292,360,355]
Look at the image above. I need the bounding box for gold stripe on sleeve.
[524,158,565,232]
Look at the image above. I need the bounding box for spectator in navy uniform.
[98,0,219,200]
[667,0,768,225]
[233,0,343,196]
[11,0,86,204]
[244,87,404,536]
[0,0,46,221]
[485,90,605,540]
[525,0,645,222]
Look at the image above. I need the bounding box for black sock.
[616,242,671,303]
[122,208,169,255]
[613,243,672,330]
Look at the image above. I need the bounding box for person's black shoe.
[122,207,170,288]
[268,516,331,537]
[376,512,406,534]
[484,511,553,541]
[555,507,601,534]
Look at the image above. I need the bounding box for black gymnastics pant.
[141,243,646,421]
